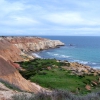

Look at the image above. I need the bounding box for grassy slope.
[18,59,100,95]
[30,69,99,94]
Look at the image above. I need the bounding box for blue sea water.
[34,36,100,69]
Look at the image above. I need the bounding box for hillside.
[0,36,64,94]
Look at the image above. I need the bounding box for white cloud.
[0,0,100,36]
[0,14,40,26]
[43,12,100,26]
[0,0,40,27]
[11,16,39,25]
[44,12,83,25]
[0,0,24,16]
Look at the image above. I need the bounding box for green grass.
[18,58,100,95]
[30,68,99,94]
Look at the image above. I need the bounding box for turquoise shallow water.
[34,36,100,69]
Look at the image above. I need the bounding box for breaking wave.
[47,52,70,58]
[32,53,42,58]
[73,60,88,65]
[46,52,99,68]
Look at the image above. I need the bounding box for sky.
[0,0,100,36]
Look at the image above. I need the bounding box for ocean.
[33,36,100,69]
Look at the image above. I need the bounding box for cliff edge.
[0,56,40,93]
[0,37,64,62]
[0,36,64,93]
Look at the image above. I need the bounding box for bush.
[38,72,47,75]
[12,93,35,100]
[0,79,22,92]
[12,90,100,100]
[19,59,70,79]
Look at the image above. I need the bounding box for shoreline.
[18,58,100,95]
[18,57,100,82]
[1,36,100,98]
[28,49,100,70]
[25,48,100,76]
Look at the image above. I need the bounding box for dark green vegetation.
[19,58,70,79]
[18,58,100,95]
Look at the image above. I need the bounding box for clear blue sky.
[0,0,100,36]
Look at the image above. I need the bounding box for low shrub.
[0,79,22,92]
[12,93,35,100]
[12,90,100,100]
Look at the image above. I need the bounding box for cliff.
[2,36,64,52]
[0,37,64,62]
[0,36,64,93]
[0,56,40,93]
[0,38,23,62]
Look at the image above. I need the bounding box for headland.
[0,36,100,100]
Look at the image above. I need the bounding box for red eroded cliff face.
[0,56,39,93]
[0,38,23,62]
[6,37,47,52]
[3,37,65,52]
[0,37,64,62]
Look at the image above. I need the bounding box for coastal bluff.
[0,36,100,99]
[0,36,64,93]
[0,36,64,62]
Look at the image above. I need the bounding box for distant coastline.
[34,36,100,69]
[0,36,100,99]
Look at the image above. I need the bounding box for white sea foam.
[93,66,100,69]
[53,54,70,58]
[54,54,59,56]
[47,52,56,57]
[92,63,96,65]
[79,61,88,64]
[46,51,97,67]
[47,52,51,54]
[47,52,59,56]
[47,52,70,59]
[73,60,88,64]
[32,53,42,58]
[61,55,70,58]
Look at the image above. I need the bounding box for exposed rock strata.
[0,37,64,62]
[0,39,23,62]
[3,37,64,52]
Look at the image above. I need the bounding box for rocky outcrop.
[62,62,100,76]
[0,37,64,62]
[0,38,23,62]
[2,37,64,52]
[0,56,40,93]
